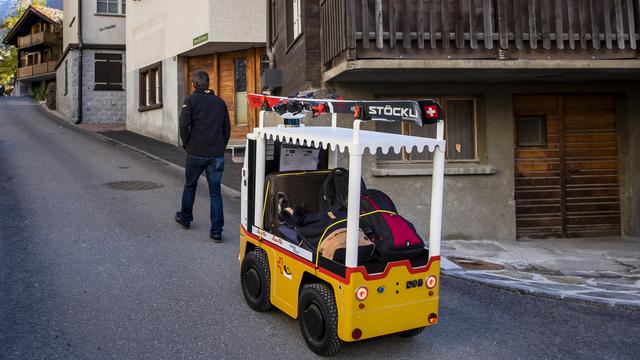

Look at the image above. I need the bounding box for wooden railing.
[17,60,58,79]
[320,0,640,65]
[17,31,57,49]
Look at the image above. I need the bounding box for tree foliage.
[0,0,48,86]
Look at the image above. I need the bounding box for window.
[271,0,278,42]
[43,49,52,62]
[377,97,478,163]
[516,116,547,147]
[234,58,248,126]
[64,60,68,95]
[139,62,162,111]
[94,53,122,90]
[286,0,302,46]
[97,0,125,15]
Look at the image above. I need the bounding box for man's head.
[192,70,210,90]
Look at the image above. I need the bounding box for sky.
[0,0,63,20]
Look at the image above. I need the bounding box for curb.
[38,103,242,198]
[442,269,640,311]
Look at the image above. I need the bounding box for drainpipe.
[266,0,274,70]
[75,0,83,124]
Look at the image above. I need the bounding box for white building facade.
[56,0,126,124]
[126,0,266,145]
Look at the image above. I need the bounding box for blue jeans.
[178,154,225,235]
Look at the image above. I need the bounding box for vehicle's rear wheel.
[241,249,271,312]
[298,283,342,356]
[398,326,426,338]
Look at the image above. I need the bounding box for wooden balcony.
[17,31,57,49]
[17,60,58,79]
[320,0,640,67]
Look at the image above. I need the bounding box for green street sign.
[193,33,209,46]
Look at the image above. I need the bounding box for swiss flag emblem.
[423,105,439,119]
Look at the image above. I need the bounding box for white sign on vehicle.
[252,226,314,262]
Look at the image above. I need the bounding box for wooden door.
[219,48,266,139]
[186,48,266,140]
[514,95,620,238]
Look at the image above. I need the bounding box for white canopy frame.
[251,110,446,268]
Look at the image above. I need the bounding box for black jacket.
[179,89,231,157]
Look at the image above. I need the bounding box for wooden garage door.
[514,95,620,238]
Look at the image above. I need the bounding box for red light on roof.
[423,105,439,119]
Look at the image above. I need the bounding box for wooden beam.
[554,0,564,49]
[614,0,625,49]
[628,0,637,50]
[567,0,576,49]
[362,0,370,48]
[417,0,425,49]
[603,0,613,49]
[514,0,524,49]
[528,0,537,49]
[589,0,600,49]
[483,0,493,49]
[389,0,396,48]
[455,0,465,48]
[498,0,508,49]
[403,0,412,48]
[578,0,587,49]
[470,0,478,49]
[442,0,450,48]
[346,0,357,59]
[375,0,384,49]
[429,0,437,48]
[541,0,551,49]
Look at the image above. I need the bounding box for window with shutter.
[94,53,123,91]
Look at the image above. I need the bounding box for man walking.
[175,70,231,242]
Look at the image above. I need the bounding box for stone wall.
[81,49,126,124]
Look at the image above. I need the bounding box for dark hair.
[192,70,210,90]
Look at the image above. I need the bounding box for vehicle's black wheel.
[241,249,271,312]
[398,326,426,338]
[298,283,342,356]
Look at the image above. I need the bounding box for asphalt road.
[1,97,639,360]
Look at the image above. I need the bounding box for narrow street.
[1,97,639,360]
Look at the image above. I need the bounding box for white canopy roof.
[252,126,445,155]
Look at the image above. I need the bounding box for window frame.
[94,53,123,91]
[375,96,480,165]
[138,62,163,112]
[285,0,303,50]
[64,60,68,95]
[96,0,126,16]
[271,0,279,42]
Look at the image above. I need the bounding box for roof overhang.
[179,41,265,57]
[17,71,56,82]
[324,59,640,83]
[3,6,60,45]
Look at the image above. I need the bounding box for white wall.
[82,1,126,45]
[62,0,126,47]
[125,0,265,145]
[62,0,77,48]
[209,0,266,44]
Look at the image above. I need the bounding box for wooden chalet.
[266,0,640,240]
[3,5,62,96]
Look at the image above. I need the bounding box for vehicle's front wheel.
[298,283,342,356]
[241,249,271,312]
